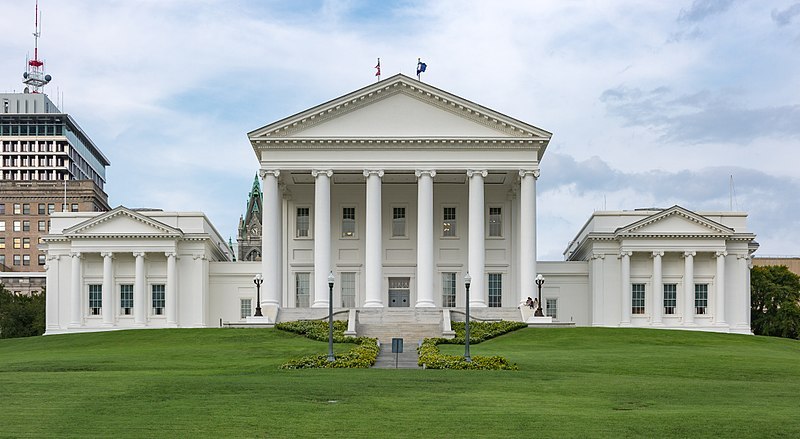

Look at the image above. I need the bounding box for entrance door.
[388,277,410,307]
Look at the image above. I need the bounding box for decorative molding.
[683,251,697,258]
[311,169,334,178]
[715,250,728,258]
[165,252,177,258]
[70,252,82,259]
[518,169,540,179]
[259,169,280,179]
[619,251,633,258]
[616,205,734,237]
[253,138,542,150]
[591,253,605,260]
[63,206,183,238]
[651,251,664,258]
[192,254,207,261]
[414,169,436,178]
[100,252,114,259]
[132,252,146,258]
[466,169,488,178]
[363,169,384,178]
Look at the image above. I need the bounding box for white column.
[45,255,60,330]
[590,253,605,326]
[312,169,333,308]
[415,170,436,307]
[683,251,696,325]
[261,169,282,307]
[651,251,664,325]
[620,251,632,326]
[134,252,146,325]
[715,250,727,325]
[519,169,539,305]
[467,169,487,307]
[101,252,114,325]
[364,169,384,307]
[166,252,178,325]
[69,252,82,326]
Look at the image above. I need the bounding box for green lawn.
[1,328,799,438]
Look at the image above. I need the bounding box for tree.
[0,285,46,339]
[751,265,800,339]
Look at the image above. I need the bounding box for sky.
[1,0,798,261]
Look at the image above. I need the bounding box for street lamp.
[464,272,472,363]
[253,273,264,317]
[534,274,545,317]
[327,271,335,362]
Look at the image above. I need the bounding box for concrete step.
[372,344,420,369]
[357,323,442,344]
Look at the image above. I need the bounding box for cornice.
[252,137,544,150]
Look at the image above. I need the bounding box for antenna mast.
[22,0,52,93]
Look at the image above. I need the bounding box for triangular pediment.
[64,207,182,238]
[248,74,552,141]
[616,206,734,237]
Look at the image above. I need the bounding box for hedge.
[276,320,379,369]
[417,320,527,370]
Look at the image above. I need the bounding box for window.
[13,255,21,266]
[22,238,30,249]
[22,221,30,232]
[0,204,4,215]
[695,284,708,315]
[341,272,356,307]
[0,255,5,267]
[22,255,30,266]
[38,203,45,215]
[71,204,79,212]
[13,238,21,249]
[13,204,21,215]
[295,273,310,307]
[392,207,406,237]
[296,207,310,238]
[47,203,55,214]
[38,254,45,265]
[120,284,134,315]
[488,273,502,307]
[89,285,102,315]
[0,221,4,232]
[13,221,21,232]
[341,207,356,238]
[546,298,558,320]
[442,207,457,237]
[152,284,166,315]
[0,237,4,249]
[22,204,30,215]
[664,284,677,315]
[488,207,502,237]
[388,277,411,307]
[632,283,645,314]
[442,272,456,308]
[240,298,252,319]
[38,220,46,232]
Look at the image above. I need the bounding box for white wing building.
[41,74,758,335]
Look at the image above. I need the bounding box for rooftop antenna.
[729,175,739,211]
[22,0,52,94]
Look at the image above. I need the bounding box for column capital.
[466,169,488,178]
[591,252,605,260]
[715,250,728,258]
[165,251,177,258]
[651,251,664,258]
[100,252,114,259]
[259,169,280,178]
[311,169,333,178]
[683,251,696,258]
[132,251,146,258]
[414,169,436,178]
[519,169,540,179]
[363,169,384,178]
[619,250,633,258]
[192,253,207,261]
[70,252,82,259]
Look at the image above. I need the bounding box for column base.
[619,321,632,327]
[363,301,384,308]
[469,301,487,308]
[311,301,329,308]
[415,300,436,308]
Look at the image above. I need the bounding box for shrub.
[276,320,379,369]
[0,287,46,339]
[418,320,526,370]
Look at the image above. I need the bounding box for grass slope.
[1,328,799,438]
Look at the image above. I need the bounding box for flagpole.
[375,57,381,82]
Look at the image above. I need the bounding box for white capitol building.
[41,74,758,336]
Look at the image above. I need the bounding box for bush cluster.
[276,320,379,369]
[417,320,526,370]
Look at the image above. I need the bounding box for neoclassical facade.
[41,74,758,335]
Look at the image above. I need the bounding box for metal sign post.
[391,338,403,369]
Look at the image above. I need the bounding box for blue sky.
[2,0,799,260]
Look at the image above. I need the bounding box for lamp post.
[253,273,263,317]
[534,274,545,317]
[327,271,335,362]
[464,272,472,362]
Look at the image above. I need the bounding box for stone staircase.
[372,343,421,369]
[358,323,442,345]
